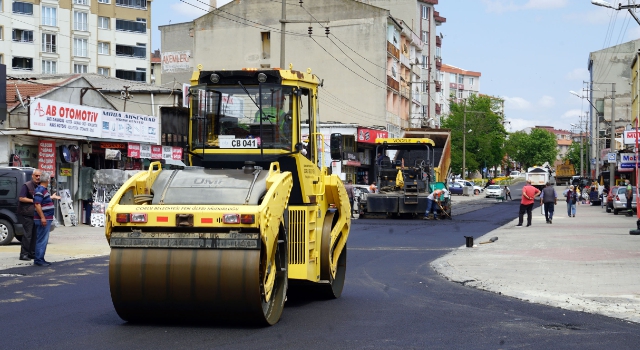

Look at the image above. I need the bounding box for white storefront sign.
[161,50,191,72]
[30,98,101,137]
[101,110,160,144]
[623,130,640,145]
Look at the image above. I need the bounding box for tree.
[442,95,508,176]
[505,128,558,169]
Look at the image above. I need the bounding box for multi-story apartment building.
[0,0,152,83]
[159,0,444,135]
[439,63,481,116]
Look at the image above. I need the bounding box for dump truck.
[526,165,551,191]
[554,161,576,186]
[361,130,452,218]
[105,67,350,325]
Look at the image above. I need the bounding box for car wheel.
[0,219,15,246]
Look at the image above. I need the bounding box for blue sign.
[620,163,640,169]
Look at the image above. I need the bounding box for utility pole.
[463,102,467,179]
[280,0,286,68]
[610,83,616,189]
[122,85,131,112]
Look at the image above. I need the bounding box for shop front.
[355,127,388,186]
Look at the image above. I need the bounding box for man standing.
[17,169,41,261]
[423,189,444,220]
[345,179,355,212]
[625,179,633,216]
[33,171,60,267]
[540,182,557,224]
[517,180,541,227]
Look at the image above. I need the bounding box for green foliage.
[505,128,558,169]
[442,95,508,176]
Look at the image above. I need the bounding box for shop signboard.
[172,147,183,160]
[38,140,56,174]
[623,130,640,145]
[619,153,639,170]
[128,143,140,158]
[140,144,151,159]
[59,168,72,176]
[357,127,388,144]
[30,99,101,137]
[101,110,160,144]
[151,145,163,159]
[162,146,173,160]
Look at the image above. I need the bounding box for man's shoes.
[515,224,523,227]
[526,224,531,227]
[572,215,575,217]
[549,219,552,224]
[28,254,35,259]
[34,261,51,267]
[19,255,31,261]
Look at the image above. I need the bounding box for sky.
[152,0,640,133]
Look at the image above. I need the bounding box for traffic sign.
[608,153,617,163]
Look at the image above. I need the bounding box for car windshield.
[618,187,636,194]
[190,84,294,151]
[488,185,501,189]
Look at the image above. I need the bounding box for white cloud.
[482,0,567,13]
[503,96,532,110]
[561,109,583,119]
[538,96,555,108]
[565,68,589,81]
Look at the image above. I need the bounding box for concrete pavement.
[433,188,640,324]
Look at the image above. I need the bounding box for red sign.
[151,145,163,159]
[172,147,183,160]
[38,140,56,174]
[357,128,388,144]
[128,143,140,158]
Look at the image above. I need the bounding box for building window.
[0,55,3,64]
[468,77,474,86]
[116,19,146,33]
[422,55,427,68]
[0,26,3,40]
[437,72,443,82]
[422,5,429,20]
[435,46,441,58]
[458,75,464,84]
[74,0,88,5]
[98,16,110,29]
[457,90,463,99]
[42,60,57,74]
[422,81,428,92]
[12,57,33,71]
[98,0,110,3]
[74,64,88,73]
[12,1,33,15]
[42,6,57,26]
[98,42,110,55]
[98,67,110,76]
[116,0,147,9]
[116,44,146,58]
[42,33,56,53]
[74,37,88,57]
[12,29,33,42]
[421,31,428,43]
[450,73,456,82]
[74,11,88,31]
[116,68,146,82]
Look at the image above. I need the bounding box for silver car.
[485,185,502,198]
[612,186,637,215]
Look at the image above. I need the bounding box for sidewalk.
[0,224,110,271]
[432,198,640,323]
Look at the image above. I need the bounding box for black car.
[0,167,34,245]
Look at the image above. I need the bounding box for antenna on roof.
[14,84,26,109]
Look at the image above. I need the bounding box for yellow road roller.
[105,67,350,325]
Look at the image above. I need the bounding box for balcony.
[436,36,441,46]
[435,57,442,70]
[435,81,441,92]
[387,76,399,91]
[387,41,399,59]
[435,104,442,115]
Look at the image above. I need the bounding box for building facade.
[439,63,481,117]
[159,0,444,136]
[0,0,153,83]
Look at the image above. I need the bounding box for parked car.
[448,182,464,195]
[0,167,33,245]
[604,186,618,213]
[485,185,502,198]
[612,186,637,215]
[352,185,370,218]
[455,179,482,195]
[509,171,523,178]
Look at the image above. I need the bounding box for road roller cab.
[105,67,351,325]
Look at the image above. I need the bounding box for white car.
[510,171,523,178]
[485,185,503,198]
[455,180,483,195]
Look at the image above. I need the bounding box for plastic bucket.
[464,236,474,248]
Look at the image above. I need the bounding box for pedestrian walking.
[16,169,41,261]
[540,182,557,224]
[423,189,444,220]
[516,180,541,227]
[565,185,577,217]
[345,179,355,211]
[625,179,633,216]
[33,171,60,267]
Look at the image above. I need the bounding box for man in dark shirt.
[17,169,41,261]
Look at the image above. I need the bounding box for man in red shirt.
[517,179,541,227]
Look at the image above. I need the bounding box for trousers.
[543,202,555,222]
[518,203,534,225]
[19,215,36,258]
[34,220,52,264]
